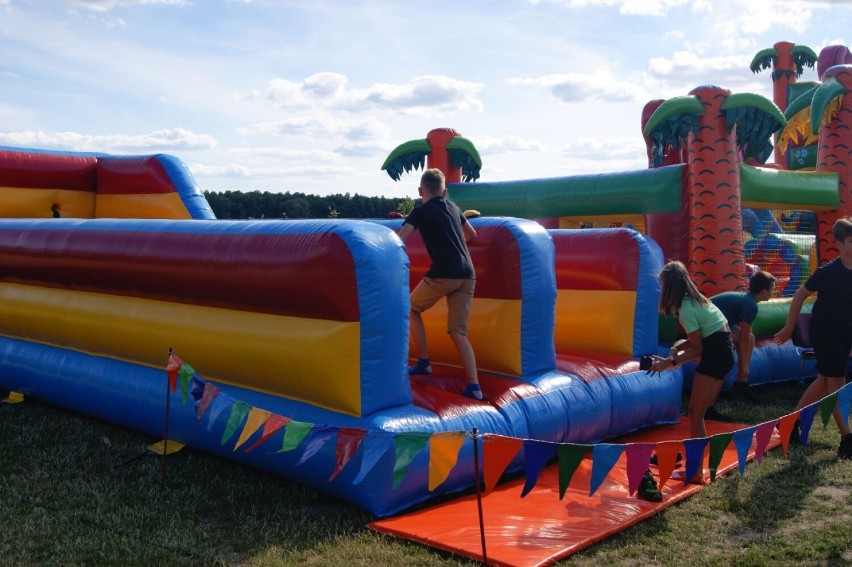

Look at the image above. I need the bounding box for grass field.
[1,381,850,566]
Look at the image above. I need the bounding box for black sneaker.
[638,469,663,502]
[838,434,852,460]
[731,381,761,404]
[407,358,432,375]
[704,406,733,422]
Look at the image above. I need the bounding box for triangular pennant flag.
[733,426,756,476]
[221,401,251,446]
[557,444,591,500]
[837,383,852,426]
[205,393,232,432]
[353,433,393,485]
[277,420,313,453]
[166,353,183,392]
[520,440,557,497]
[654,440,683,489]
[777,413,800,457]
[625,443,655,496]
[799,403,819,446]
[428,431,467,491]
[820,392,839,428]
[482,435,523,494]
[244,414,290,453]
[392,433,430,489]
[683,437,709,485]
[708,432,733,482]
[190,375,206,403]
[754,420,777,464]
[178,363,195,405]
[330,427,366,482]
[197,382,222,425]
[589,444,624,497]
[296,426,335,466]
[233,408,271,451]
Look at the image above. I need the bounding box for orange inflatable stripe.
[95,193,192,219]
[0,283,363,416]
[0,186,96,218]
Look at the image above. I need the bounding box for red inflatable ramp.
[370,418,781,566]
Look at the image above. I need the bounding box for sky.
[0,0,850,199]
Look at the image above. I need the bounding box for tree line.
[204,190,415,220]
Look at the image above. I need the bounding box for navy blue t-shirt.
[806,258,852,323]
[403,197,475,279]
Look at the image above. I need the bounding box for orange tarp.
[370,418,781,567]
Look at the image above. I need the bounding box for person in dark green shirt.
[710,271,776,403]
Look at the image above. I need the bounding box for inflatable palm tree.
[643,86,785,295]
[381,128,482,184]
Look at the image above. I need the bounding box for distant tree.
[204,190,417,220]
[397,196,415,216]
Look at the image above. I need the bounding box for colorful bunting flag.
[708,432,733,481]
[277,420,313,453]
[799,403,819,446]
[819,392,839,428]
[205,393,232,433]
[682,437,709,485]
[777,413,800,457]
[296,426,335,466]
[353,433,393,485]
[482,435,523,494]
[837,383,852,425]
[166,353,183,392]
[196,382,222,425]
[392,433,430,490]
[428,431,467,491]
[233,408,272,451]
[625,443,655,495]
[244,414,290,453]
[520,440,557,497]
[733,426,756,476]
[654,440,682,489]
[178,363,195,405]
[221,401,251,446]
[589,444,624,497]
[330,428,366,482]
[557,444,590,500]
[753,421,777,464]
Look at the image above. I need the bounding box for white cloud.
[527,0,689,16]
[263,73,484,116]
[508,71,650,103]
[0,128,216,151]
[190,162,357,180]
[472,135,545,154]
[65,0,188,11]
[560,137,646,161]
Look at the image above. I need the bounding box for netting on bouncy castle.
[742,208,815,298]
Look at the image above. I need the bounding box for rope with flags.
[167,352,852,499]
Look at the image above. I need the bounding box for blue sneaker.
[408,358,431,375]
[462,383,483,400]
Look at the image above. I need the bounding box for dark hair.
[420,168,445,196]
[658,261,709,317]
[832,217,852,243]
[748,270,776,294]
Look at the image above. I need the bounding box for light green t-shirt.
[678,296,728,338]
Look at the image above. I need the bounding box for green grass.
[1,382,850,566]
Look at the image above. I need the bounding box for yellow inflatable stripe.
[0,187,96,218]
[555,290,636,356]
[95,193,193,219]
[417,298,522,377]
[0,283,362,416]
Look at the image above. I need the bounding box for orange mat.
[370,419,781,567]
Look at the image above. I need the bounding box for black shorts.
[810,317,852,378]
[695,330,735,380]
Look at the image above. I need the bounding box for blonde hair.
[658,261,709,317]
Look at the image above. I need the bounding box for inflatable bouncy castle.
[3,41,852,518]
